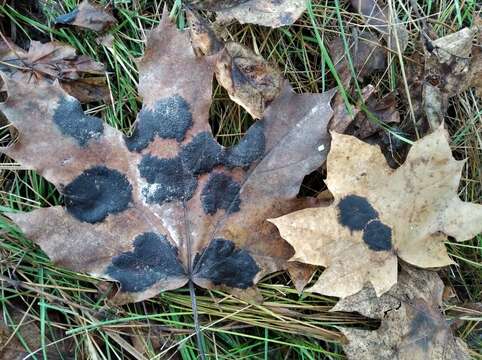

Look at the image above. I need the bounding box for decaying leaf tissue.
[0,2,481,359]
[0,14,334,303]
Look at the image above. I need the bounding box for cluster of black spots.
[201,173,241,215]
[53,97,104,147]
[337,195,392,251]
[138,123,265,207]
[125,95,193,152]
[63,166,132,223]
[138,155,197,204]
[106,232,185,293]
[193,238,260,289]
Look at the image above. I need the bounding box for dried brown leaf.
[423,25,481,129]
[0,37,108,103]
[270,127,482,298]
[190,0,306,28]
[351,0,409,52]
[55,0,116,32]
[332,265,470,360]
[1,13,335,303]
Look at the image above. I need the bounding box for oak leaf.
[0,14,334,303]
[270,127,482,298]
[189,0,306,28]
[0,37,109,103]
[332,265,470,360]
[55,0,116,33]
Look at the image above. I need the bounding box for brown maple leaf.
[332,265,470,360]
[0,37,109,103]
[0,14,334,303]
[270,127,482,298]
[189,0,306,28]
[54,0,117,33]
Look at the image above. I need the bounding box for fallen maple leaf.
[0,37,109,103]
[55,0,116,32]
[0,14,334,303]
[351,0,409,52]
[270,127,482,298]
[332,265,470,360]
[190,0,306,28]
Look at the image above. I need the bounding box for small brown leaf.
[270,127,482,298]
[215,42,284,119]
[55,0,116,32]
[351,0,409,52]
[423,24,481,129]
[332,265,470,360]
[190,0,306,28]
[0,37,108,103]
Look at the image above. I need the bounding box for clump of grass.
[0,0,480,359]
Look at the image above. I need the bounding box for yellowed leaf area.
[270,127,482,298]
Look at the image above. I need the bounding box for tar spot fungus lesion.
[337,195,393,251]
[138,155,197,204]
[193,238,260,289]
[63,166,133,223]
[137,121,265,209]
[106,232,185,293]
[201,173,241,215]
[52,97,104,147]
[125,95,193,152]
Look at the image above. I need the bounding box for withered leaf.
[0,38,109,103]
[187,9,284,119]
[270,127,482,298]
[423,24,481,129]
[349,91,400,139]
[0,14,335,303]
[330,29,386,88]
[351,0,409,52]
[190,0,306,28]
[332,265,470,360]
[55,0,116,32]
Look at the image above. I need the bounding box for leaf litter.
[0,3,481,359]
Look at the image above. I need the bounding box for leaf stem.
[189,279,206,360]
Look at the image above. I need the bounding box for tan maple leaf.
[0,13,334,303]
[54,0,117,33]
[332,265,470,360]
[270,127,482,298]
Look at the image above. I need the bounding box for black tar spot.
[107,232,185,293]
[125,96,192,152]
[63,166,132,223]
[363,220,392,251]
[138,155,197,204]
[338,195,379,231]
[54,9,79,26]
[201,173,241,215]
[180,132,224,174]
[193,238,260,289]
[406,309,436,351]
[53,97,104,146]
[224,121,265,168]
